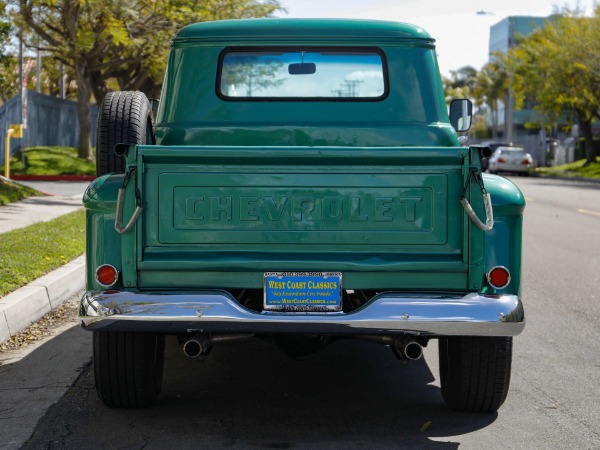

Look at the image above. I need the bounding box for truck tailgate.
[124,146,481,291]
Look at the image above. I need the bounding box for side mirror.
[449,99,473,132]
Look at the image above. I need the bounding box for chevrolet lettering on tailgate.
[184,194,424,223]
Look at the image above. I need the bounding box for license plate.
[264,272,342,312]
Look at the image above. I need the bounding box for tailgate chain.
[460,167,494,231]
[115,165,143,234]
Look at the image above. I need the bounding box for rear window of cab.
[217,47,388,101]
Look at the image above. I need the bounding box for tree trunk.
[74,66,93,160]
[491,100,498,139]
[90,70,108,104]
[578,116,596,165]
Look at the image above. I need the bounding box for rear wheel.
[439,336,512,413]
[93,331,165,408]
[96,91,154,177]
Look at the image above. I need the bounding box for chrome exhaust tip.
[183,339,203,358]
[181,333,253,358]
[403,340,424,360]
[182,334,211,358]
[390,337,424,361]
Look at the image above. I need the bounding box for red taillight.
[487,266,511,289]
[96,264,119,287]
[521,159,530,165]
[497,157,506,163]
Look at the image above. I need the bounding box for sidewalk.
[0,194,84,234]
[0,185,87,344]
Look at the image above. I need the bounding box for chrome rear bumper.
[79,290,524,337]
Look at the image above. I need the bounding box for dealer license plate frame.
[263,272,342,312]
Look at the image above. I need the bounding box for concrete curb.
[0,255,85,344]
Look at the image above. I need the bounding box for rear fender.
[482,174,525,296]
[83,174,124,290]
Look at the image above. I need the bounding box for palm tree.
[474,56,509,139]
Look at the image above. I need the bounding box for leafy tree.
[0,0,19,102]
[11,0,284,160]
[0,56,19,103]
[443,65,478,103]
[221,55,285,96]
[510,9,600,164]
[444,65,507,139]
[0,2,10,50]
[0,3,74,102]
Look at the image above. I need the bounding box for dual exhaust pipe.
[183,333,423,361]
[182,333,253,358]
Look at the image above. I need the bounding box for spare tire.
[96,91,155,177]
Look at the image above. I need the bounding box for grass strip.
[0,177,42,206]
[10,146,95,176]
[0,209,85,296]
[535,157,600,179]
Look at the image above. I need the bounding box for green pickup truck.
[79,18,525,412]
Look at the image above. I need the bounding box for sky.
[276,0,598,77]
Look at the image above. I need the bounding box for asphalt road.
[3,176,600,449]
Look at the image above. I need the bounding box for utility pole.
[18,33,23,92]
[59,62,65,99]
[36,48,41,92]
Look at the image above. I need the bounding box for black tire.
[96,91,155,177]
[439,336,512,413]
[93,331,165,408]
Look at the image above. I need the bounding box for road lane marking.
[578,209,600,217]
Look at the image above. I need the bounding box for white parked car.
[488,146,533,175]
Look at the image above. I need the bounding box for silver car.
[488,146,533,175]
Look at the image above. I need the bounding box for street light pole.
[504,17,515,144]
[18,33,23,93]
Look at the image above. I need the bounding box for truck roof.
[174,18,434,44]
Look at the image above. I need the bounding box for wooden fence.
[0,91,98,165]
